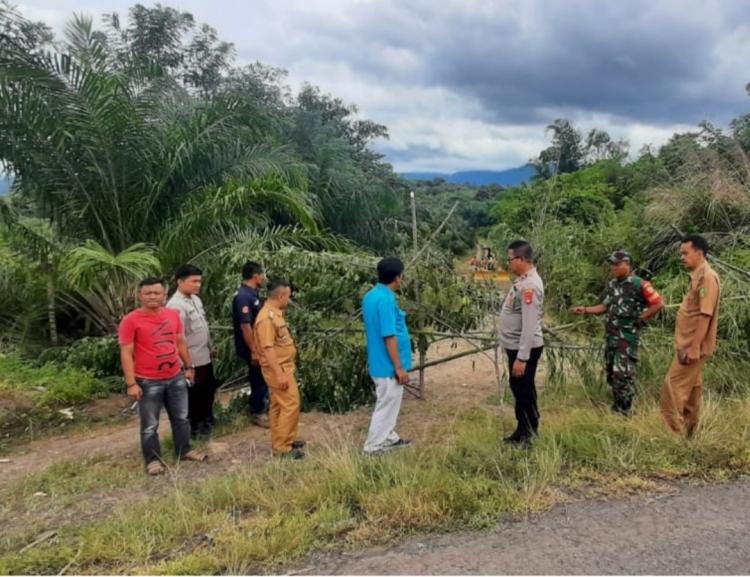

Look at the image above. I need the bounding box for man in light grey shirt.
[167,264,217,440]
[499,240,544,446]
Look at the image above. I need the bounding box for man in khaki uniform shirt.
[255,280,305,459]
[661,234,721,436]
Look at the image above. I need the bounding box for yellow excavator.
[469,244,509,284]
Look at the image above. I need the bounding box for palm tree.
[61,241,161,334]
[0,11,298,253]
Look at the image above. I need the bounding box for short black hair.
[507,240,533,262]
[681,234,709,255]
[377,257,404,284]
[267,279,291,297]
[242,261,264,280]
[174,264,203,281]
[139,276,165,289]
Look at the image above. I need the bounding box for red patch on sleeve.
[523,288,534,305]
[641,281,662,306]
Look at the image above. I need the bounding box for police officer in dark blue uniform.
[232,261,269,428]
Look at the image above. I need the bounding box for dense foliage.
[489,117,750,348]
[408,179,504,254]
[0,3,748,419]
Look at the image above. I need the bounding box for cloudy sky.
[18,0,750,172]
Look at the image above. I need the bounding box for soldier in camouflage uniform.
[572,251,664,415]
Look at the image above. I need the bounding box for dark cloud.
[27,0,750,171]
[264,0,750,127]
[423,2,748,124]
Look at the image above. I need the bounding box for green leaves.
[61,241,160,292]
[60,241,161,334]
[158,177,320,268]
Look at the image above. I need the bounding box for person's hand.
[126,383,142,401]
[683,345,701,365]
[571,306,586,315]
[275,372,290,390]
[184,368,195,383]
[250,353,260,367]
[396,368,409,385]
[512,360,527,377]
[210,347,218,358]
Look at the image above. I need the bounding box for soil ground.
[0,339,503,491]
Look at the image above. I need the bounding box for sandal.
[146,461,165,476]
[182,450,207,462]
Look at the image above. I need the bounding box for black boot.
[503,430,522,444]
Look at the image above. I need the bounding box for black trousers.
[506,347,544,438]
[247,362,269,415]
[188,363,218,437]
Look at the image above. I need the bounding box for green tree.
[289,84,403,249]
[534,118,584,177]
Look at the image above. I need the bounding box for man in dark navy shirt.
[232,261,269,428]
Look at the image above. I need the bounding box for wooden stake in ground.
[410,190,426,398]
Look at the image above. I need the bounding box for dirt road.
[0,339,503,489]
[307,478,750,575]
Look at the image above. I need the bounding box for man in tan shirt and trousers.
[661,234,721,436]
[255,279,305,459]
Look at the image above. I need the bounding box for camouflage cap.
[607,250,632,264]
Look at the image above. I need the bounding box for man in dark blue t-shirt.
[232,261,269,428]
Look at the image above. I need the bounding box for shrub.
[39,337,121,378]
[0,354,114,405]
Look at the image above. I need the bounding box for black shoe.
[291,440,306,449]
[379,439,412,453]
[276,447,305,460]
[503,431,522,444]
[610,404,632,417]
[364,439,411,456]
[505,431,534,447]
[389,438,412,449]
[512,436,534,448]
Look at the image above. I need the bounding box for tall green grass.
[3,396,750,575]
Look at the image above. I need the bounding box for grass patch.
[0,354,119,451]
[5,457,142,505]
[2,396,750,575]
[0,354,114,406]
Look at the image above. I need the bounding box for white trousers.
[363,377,403,453]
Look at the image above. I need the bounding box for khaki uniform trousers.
[660,353,708,435]
[262,366,300,454]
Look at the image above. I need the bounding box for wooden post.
[410,191,426,398]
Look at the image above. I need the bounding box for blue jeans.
[136,374,191,465]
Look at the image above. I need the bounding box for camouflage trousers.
[604,337,639,413]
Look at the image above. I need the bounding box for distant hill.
[402,165,535,187]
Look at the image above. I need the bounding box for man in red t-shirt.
[119,277,206,475]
